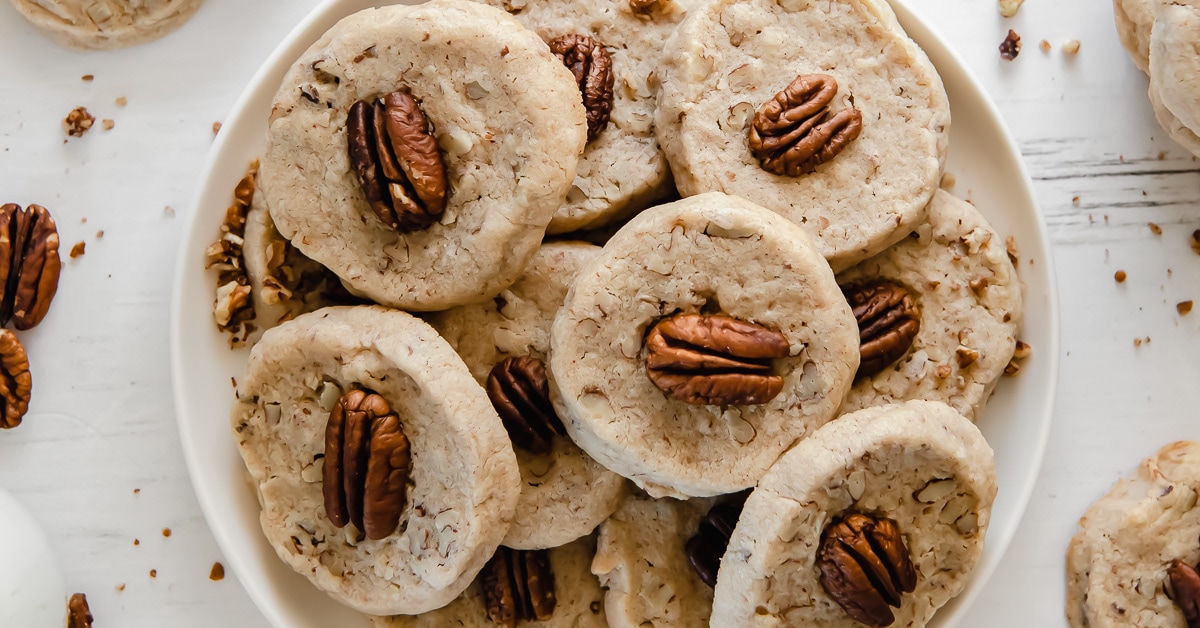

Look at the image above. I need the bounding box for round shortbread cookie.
[477,0,700,234]
[261,1,587,311]
[1114,0,1154,73]
[655,0,949,272]
[372,535,607,627]
[550,192,860,498]
[1149,0,1200,157]
[232,306,521,615]
[591,490,717,628]
[836,190,1022,421]
[711,400,997,627]
[9,0,202,50]
[1066,441,1200,628]
[428,242,627,550]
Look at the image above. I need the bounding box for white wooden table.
[0,0,1196,625]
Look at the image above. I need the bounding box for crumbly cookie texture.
[550,192,859,498]
[372,535,607,627]
[1067,441,1200,628]
[1149,0,1200,157]
[655,0,949,272]
[477,0,700,234]
[261,1,587,311]
[428,242,626,550]
[592,490,716,628]
[10,0,203,50]
[232,307,520,616]
[837,190,1022,421]
[711,400,997,627]
[1113,0,1154,73]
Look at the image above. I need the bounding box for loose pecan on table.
[818,513,918,627]
[67,593,93,628]
[486,356,565,455]
[347,89,448,233]
[482,546,557,627]
[323,389,412,540]
[842,280,921,379]
[0,329,32,430]
[748,74,864,177]
[204,163,258,343]
[1168,558,1200,627]
[645,313,790,406]
[685,492,750,587]
[0,203,61,331]
[548,34,615,142]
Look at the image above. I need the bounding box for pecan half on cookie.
[549,34,615,142]
[482,546,557,626]
[842,280,921,379]
[748,74,863,177]
[818,513,918,627]
[486,356,565,455]
[1169,558,1200,627]
[347,90,448,233]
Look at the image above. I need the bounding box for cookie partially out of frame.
[1149,0,1200,157]
[262,1,587,311]
[1067,441,1200,628]
[9,0,203,50]
[1113,0,1154,72]
[232,306,520,615]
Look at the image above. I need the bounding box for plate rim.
[170,0,1061,625]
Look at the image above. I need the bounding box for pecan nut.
[685,492,749,587]
[204,163,259,344]
[1168,558,1200,627]
[482,546,557,627]
[748,74,864,177]
[843,280,921,379]
[67,593,94,628]
[347,89,448,233]
[549,34,615,142]
[0,329,31,429]
[0,203,61,331]
[645,313,790,406]
[486,356,566,455]
[323,389,412,540]
[818,513,918,627]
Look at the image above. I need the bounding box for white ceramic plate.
[170,1,1060,625]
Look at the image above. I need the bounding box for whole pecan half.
[1168,558,1200,627]
[482,546,557,627]
[347,89,448,233]
[685,492,750,587]
[748,74,864,177]
[548,34,615,142]
[843,280,921,379]
[323,389,412,540]
[486,356,565,455]
[67,593,93,628]
[645,313,790,406]
[0,329,31,429]
[0,203,61,331]
[818,513,918,627]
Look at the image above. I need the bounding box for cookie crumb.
[115,583,125,592]
[67,593,93,628]
[133,488,140,494]
[69,241,86,258]
[96,230,104,239]
[1191,230,1200,255]
[1062,39,1081,54]
[998,0,1024,17]
[1149,222,1162,235]
[1158,151,1167,160]
[1115,270,1127,283]
[212,122,222,136]
[101,119,114,131]
[149,569,157,578]
[115,96,127,107]
[940,172,956,188]
[81,74,94,82]
[1000,29,1022,60]
[1178,301,1194,315]
[1072,195,1081,206]
[162,528,171,538]
[1039,40,1051,53]
[1134,337,1143,347]
[63,107,96,138]
[164,206,176,217]
[209,562,225,581]
[133,538,140,546]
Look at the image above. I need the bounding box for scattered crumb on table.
[101,119,114,131]
[1178,301,1194,316]
[210,562,225,581]
[1115,270,1127,283]
[1149,222,1162,235]
[63,107,95,138]
[69,242,85,258]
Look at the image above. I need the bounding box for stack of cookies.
[213,1,1025,625]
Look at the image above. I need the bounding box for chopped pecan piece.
[323,389,412,540]
[486,356,565,455]
[549,34,615,142]
[347,89,448,233]
[204,163,258,344]
[0,329,31,429]
[748,74,863,177]
[685,492,749,587]
[1000,29,1022,60]
[0,203,61,331]
[645,313,790,406]
[482,547,557,627]
[818,514,918,627]
[842,280,921,379]
[67,593,93,628]
[1168,558,1200,627]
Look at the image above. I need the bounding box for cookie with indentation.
[9,0,203,50]
[232,306,520,615]
[711,400,996,627]
[428,242,626,550]
[261,1,587,311]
